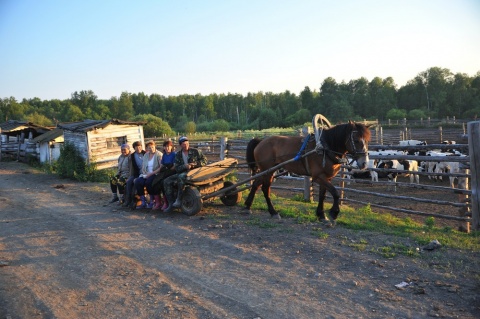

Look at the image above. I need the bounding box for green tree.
[111,92,134,120]
[25,112,54,126]
[407,109,426,120]
[133,114,174,137]
[184,121,196,134]
[417,67,453,117]
[1,97,26,121]
[386,108,407,120]
[211,119,230,132]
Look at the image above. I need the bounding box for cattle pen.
[151,121,479,232]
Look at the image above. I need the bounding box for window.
[106,136,126,149]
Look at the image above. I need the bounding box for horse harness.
[295,131,360,175]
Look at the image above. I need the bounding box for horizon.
[1,0,479,101]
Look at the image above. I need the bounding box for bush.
[56,142,108,182]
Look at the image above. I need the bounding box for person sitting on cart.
[123,141,145,207]
[134,140,163,209]
[163,136,207,213]
[150,139,177,210]
[108,143,131,204]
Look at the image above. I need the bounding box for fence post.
[220,137,228,160]
[302,127,313,202]
[439,126,443,142]
[467,121,480,230]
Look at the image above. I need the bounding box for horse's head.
[346,121,370,170]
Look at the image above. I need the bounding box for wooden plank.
[468,121,480,230]
[186,158,238,183]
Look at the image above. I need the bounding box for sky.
[0,0,479,101]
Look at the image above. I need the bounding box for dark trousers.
[134,174,156,196]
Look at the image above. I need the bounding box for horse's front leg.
[316,184,327,222]
[325,181,340,225]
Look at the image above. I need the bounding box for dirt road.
[0,161,479,319]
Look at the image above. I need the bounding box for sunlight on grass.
[248,195,480,252]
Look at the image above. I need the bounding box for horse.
[245,121,371,226]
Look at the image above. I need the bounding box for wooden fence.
[161,122,479,231]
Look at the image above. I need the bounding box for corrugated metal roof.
[31,128,64,143]
[57,119,144,132]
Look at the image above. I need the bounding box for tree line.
[1,66,479,137]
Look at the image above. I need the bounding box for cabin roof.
[31,128,64,143]
[57,119,144,133]
[0,120,52,135]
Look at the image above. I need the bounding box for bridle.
[345,129,368,159]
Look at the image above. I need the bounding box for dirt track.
[0,161,479,319]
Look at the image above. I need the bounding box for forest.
[1,66,479,137]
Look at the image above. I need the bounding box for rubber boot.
[172,188,183,208]
[163,194,176,213]
[136,195,146,209]
[161,195,168,211]
[152,195,162,210]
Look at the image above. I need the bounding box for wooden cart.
[179,158,242,216]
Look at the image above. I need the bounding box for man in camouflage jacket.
[163,136,207,212]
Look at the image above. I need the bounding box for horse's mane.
[323,122,371,151]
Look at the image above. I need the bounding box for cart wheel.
[220,181,242,206]
[181,186,203,216]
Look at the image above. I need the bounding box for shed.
[0,120,52,161]
[31,128,64,164]
[57,119,145,170]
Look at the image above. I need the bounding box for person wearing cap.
[108,143,131,204]
[163,136,207,213]
[123,141,145,208]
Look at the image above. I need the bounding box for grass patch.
[248,195,480,252]
[246,217,279,229]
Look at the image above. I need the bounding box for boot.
[152,195,162,210]
[163,193,176,213]
[161,195,168,211]
[146,196,154,209]
[136,195,146,209]
[109,193,119,203]
[172,188,183,208]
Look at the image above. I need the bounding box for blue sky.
[0,0,479,101]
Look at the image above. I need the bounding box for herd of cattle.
[348,140,468,191]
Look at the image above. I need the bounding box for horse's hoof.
[320,219,331,227]
[271,213,281,220]
[242,208,253,215]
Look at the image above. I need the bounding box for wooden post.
[302,127,313,202]
[380,126,383,145]
[467,121,480,230]
[439,126,443,143]
[220,137,228,160]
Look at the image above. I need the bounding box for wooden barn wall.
[64,131,89,159]
[87,124,144,170]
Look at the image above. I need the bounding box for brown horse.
[245,121,371,225]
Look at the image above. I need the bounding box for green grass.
[247,194,480,253]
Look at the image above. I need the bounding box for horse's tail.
[246,137,262,174]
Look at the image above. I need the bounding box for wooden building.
[57,119,145,170]
[31,128,64,164]
[0,120,52,161]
